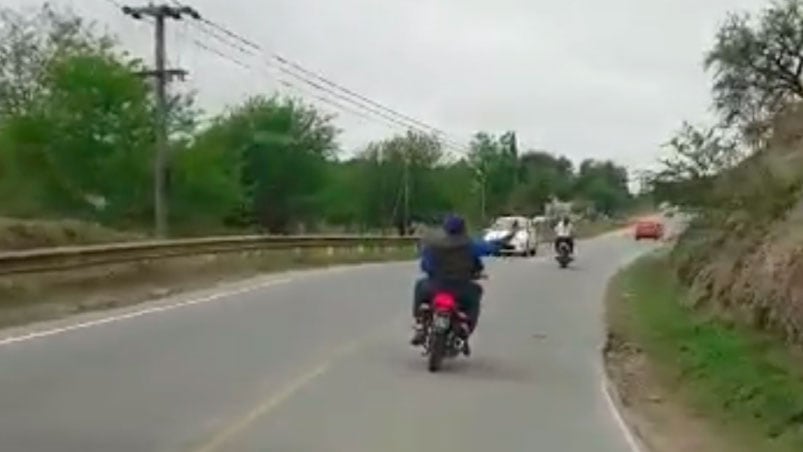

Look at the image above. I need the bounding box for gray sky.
[6,0,769,174]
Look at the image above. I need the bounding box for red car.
[634,220,664,240]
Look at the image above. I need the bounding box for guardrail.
[0,235,420,276]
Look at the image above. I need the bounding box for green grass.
[611,254,803,452]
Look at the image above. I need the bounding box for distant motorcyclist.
[411,215,497,354]
[554,215,575,255]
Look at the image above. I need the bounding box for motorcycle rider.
[411,214,496,355]
[554,215,575,255]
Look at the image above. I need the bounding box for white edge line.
[599,239,649,452]
[602,374,644,452]
[0,278,292,347]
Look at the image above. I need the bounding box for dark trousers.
[413,278,482,333]
[554,236,574,254]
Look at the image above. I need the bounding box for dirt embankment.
[672,106,803,345]
[0,217,142,251]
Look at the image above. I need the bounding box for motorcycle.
[417,292,470,372]
[555,241,573,268]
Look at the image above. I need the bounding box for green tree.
[574,159,631,215]
[706,0,803,139]
[0,45,156,223]
[170,120,245,233]
[344,131,446,231]
[648,122,742,208]
[509,151,575,214]
[190,96,338,233]
[468,132,517,219]
[0,4,113,120]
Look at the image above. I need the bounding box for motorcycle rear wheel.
[428,331,446,372]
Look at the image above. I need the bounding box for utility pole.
[122,4,200,237]
[480,177,486,222]
[402,153,410,236]
[509,131,519,187]
[473,166,486,223]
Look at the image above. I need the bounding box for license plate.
[433,315,450,329]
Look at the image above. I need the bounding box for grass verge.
[0,246,415,330]
[605,253,803,452]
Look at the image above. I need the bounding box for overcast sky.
[6,0,770,175]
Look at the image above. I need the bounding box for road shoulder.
[604,253,803,452]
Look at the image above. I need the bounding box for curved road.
[0,230,655,452]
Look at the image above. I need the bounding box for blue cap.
[443,215,466,235]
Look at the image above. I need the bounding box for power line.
[174,25,468,152]
[101,0,124,8]
[191,20,460,144]
[104,0,478,154]
[175,30,407,129]
[187,37,254,71]
[175,30,415,135]
[167,1,470,152]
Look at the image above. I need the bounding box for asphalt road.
[0,230,658,452]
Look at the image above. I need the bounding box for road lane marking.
[0,278,292,347]
[193,361,331,452]
[192,337,365,452]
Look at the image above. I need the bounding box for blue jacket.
[420,238,498,277]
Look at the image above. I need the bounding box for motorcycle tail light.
[433,292,457,312]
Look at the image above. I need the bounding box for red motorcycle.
[418,291,472,372]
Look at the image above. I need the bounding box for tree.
[193,96,337,233]
[706,0,803,139]
[510,151,575,214]
[648,122,742,208]
[170,121,245,233]
[0,4,114,120]
[468,132,518,219]
[343,131,446,231]
[0,36,156,223]
[0,4,202,230]
[574,159,631,215]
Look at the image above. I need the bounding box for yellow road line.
[193,361,330,452]
[191,337,366,452]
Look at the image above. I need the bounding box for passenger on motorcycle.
[554,216,575,255]
[411,215,497,354]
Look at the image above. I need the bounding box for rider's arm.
[472,256,485,275]
[472,239,498,257]
[419,246,435,276]
[470,240,492,275]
